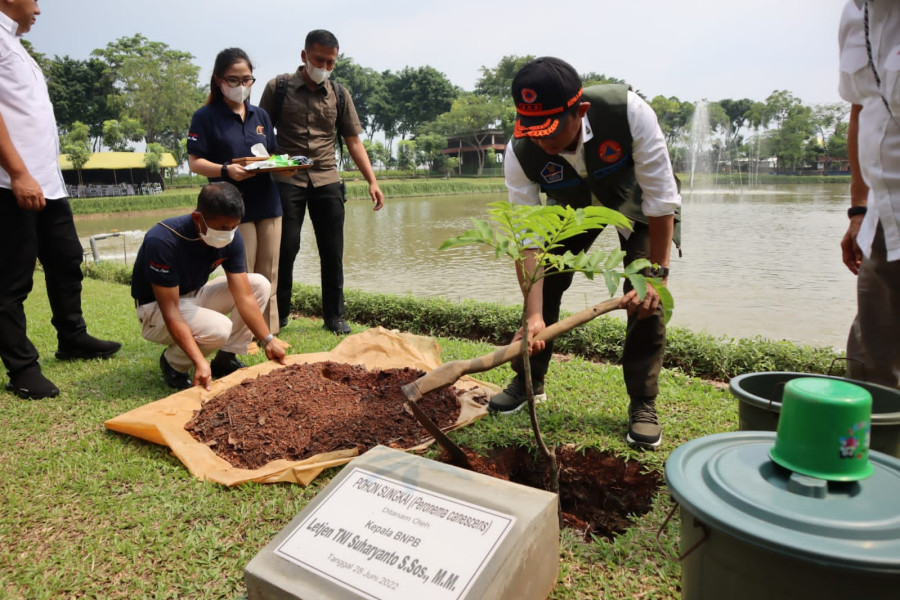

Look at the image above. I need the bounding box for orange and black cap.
[512,57,583,139]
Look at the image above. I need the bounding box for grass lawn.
[0,274,738,599]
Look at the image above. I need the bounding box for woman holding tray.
[187,48,284,335]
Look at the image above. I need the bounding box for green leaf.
[474,218,495,241]
[603,271,621,296]
[604,249,627,271]
[544,253,568,274]
[580,250,605,275]
[628,273,648,300]
[438,227,489,250]
[624,258,651,275]
[649,279,675,324]
[568,251,589,271]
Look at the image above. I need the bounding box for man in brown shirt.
[260,29,384,335]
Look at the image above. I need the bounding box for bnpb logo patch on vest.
[598,140,623,163]
[541,162,565,184]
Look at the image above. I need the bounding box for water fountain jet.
[688,100,712,190]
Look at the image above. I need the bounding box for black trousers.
[513,222,666,400]
[276,181,346,322]
[0,190,87,377]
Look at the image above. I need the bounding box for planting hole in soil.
[437,445,662,540]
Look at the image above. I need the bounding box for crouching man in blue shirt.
[131,182,286,390]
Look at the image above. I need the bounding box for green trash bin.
[665,432,900,600]
[729,372,900,458]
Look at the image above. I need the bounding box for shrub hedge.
[69,193,197,215]
[345,178,506,199]
[66,179,507,215]
[85,262,841,382]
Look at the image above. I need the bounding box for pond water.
[74,183,857,349]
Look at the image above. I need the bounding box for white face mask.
[305,62,332,85]
[220,83,251,103]
[199,215,236,248]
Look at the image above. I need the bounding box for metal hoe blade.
[404,398,471,469]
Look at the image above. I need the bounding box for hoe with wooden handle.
[401,297,623,468]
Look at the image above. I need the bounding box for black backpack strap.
[331,79,346,136]
[272,73,289,127]
[331,80,347,158]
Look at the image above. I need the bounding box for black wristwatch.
[221,161,231,179]
[647,265,670,278]
[847,205,867,218]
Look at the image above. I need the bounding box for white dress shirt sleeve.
[504,139,542,206]
[0,17,67,199]
[838,0,900,261]
[626,91,681,217]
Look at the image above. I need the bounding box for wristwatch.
[221,161,231,179]
[262,333,275,346]
[647,265,670,278]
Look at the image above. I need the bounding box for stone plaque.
[275,467,513,598]
[246,445,559,600]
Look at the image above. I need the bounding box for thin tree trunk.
[520,311,561,527]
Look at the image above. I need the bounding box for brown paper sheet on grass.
[104,327,498,486]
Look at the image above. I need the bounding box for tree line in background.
[25,36,850,181]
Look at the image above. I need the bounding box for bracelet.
[262,333,275,346]
[847,205,867,218]
[221,161,231,179]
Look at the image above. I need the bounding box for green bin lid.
[665,432,900,573]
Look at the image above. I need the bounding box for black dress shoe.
[159,351,191,390]
[210,350,247,378]
[5,366,60,400]
[279,315,289,329]
[324,317,351,335]
[56,334,122,360]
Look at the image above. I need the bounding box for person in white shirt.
[0,0,120,400]
[490,57,681,448]
[839,0,900,389]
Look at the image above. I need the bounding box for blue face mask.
[199,215,236,248]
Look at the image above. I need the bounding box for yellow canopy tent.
[59,151,178,191]
[58,151,178,171]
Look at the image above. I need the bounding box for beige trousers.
[239,217,281,333]
[136,273,270,373]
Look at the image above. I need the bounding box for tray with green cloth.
[234,154,313,174]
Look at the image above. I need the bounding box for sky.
[26,0,850,108]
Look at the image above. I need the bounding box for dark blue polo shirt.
[186,100,282,223]
[131,215,247,306]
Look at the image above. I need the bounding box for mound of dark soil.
[185,361,467,469]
